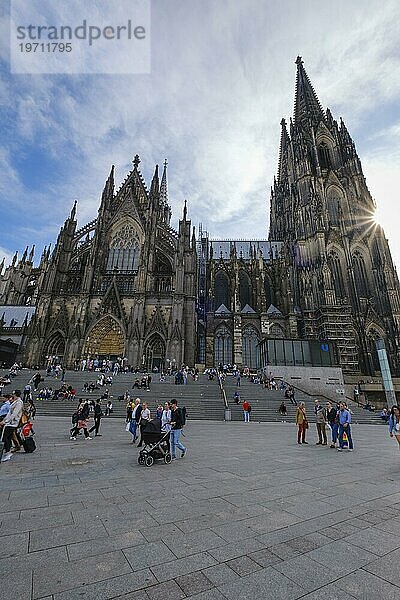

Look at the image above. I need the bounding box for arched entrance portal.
[83,316,125,359]
[145,334,165,372]
[44,331,65,362]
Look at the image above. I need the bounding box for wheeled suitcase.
[22,437,36,453]
[0,439,4,461]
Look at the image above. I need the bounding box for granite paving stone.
[201,563,241,586]
[2,418,400,600]
[53,569,156,600]
[218,565,304,600]
[122,539,177,570]
[66,529,147,560]
[162,529,226,558]
[150,552,218,583]
[363,547,400,585]
[175,571,214,595]
[146,580,186,600]
[304,539,377,575]
[343,526,400,556]
[273,554,339,592]
[226,555,264,576]
[33,550,133,598]
[336,569,400,600]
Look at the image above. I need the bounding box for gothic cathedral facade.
[1,59,399,375]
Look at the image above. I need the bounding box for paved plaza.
[1,418,400,600]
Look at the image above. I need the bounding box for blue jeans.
[170,429,186,457]
[129,420,137,440]
[244,411,250,422]
[339,424,353,449]
[330,423,338,444]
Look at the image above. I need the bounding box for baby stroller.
[138,419,171,467]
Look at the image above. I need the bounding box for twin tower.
[1,58,399,376]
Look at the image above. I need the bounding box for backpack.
[22,437,36,453]
[181,406,187,425]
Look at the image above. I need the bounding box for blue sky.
[1,0,400,269]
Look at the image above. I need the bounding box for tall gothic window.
[327,195,340,226]
[328,251,346,299]
[107,224,140,272]
[264,276,273,308]
[239,270,253,310]
[353,252,369,298]
[154,253,173,293]
[214,271,230,310]
[214,324,232,366]
[242,327,259,368]
[318,143,332,169]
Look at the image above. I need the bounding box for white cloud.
[1,0,400,269]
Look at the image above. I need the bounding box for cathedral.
[1,58,400,376]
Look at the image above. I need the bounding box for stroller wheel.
[145,456,154,467]
[138,455,145,465]
[164,453,172,464]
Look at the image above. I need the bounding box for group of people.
[295,399,354,450]
[125,397,187,460]
[69,398,104,440]
[0,389,35,462]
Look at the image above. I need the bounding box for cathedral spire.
[28,245,35,263]
[21,246,28,263]
[293,56,325,126]
[277,118,290,182]
[183,198,187,221]
[150,164,160,197]
[160,159,168,204]
[70,200,77,220]
[0,257,4,275]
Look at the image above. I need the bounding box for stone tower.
[269,57,400,375]
[20,156,197,369]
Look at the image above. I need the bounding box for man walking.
[314,399,327,445]
[338,401,354,451]
[243,400,250,422]
[129,398,141,443]
[170,399,187,460]
[1,390,24,462]
[89,399,103,436]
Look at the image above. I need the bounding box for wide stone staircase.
[1,369,225,421]
[222,376,384,425]
[1,368,385,424]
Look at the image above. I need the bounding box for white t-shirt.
[161,409,171,431]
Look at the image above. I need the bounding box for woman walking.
[70,399,92,440]
[388,405,400,450]
[326,402,339,448]
[295,401,308,444]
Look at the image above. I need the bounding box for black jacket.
[134,405,143,423]
[171,407,183,430]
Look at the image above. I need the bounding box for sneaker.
[95,434,102,437]
[348,449,353,452]
[171,457,177,461]
[303,441,308,444]
[181,449,187,458]
[337,448,343,452]
[85,436,93,440]
[1,452,13,462]
[316,442,322,445]
[330,444,335,448]
[69,436,76,440]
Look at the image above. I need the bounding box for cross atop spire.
[133,154,141,169]
[277,118,290,182]
[160,158,168,205]
[293,56,325,126]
